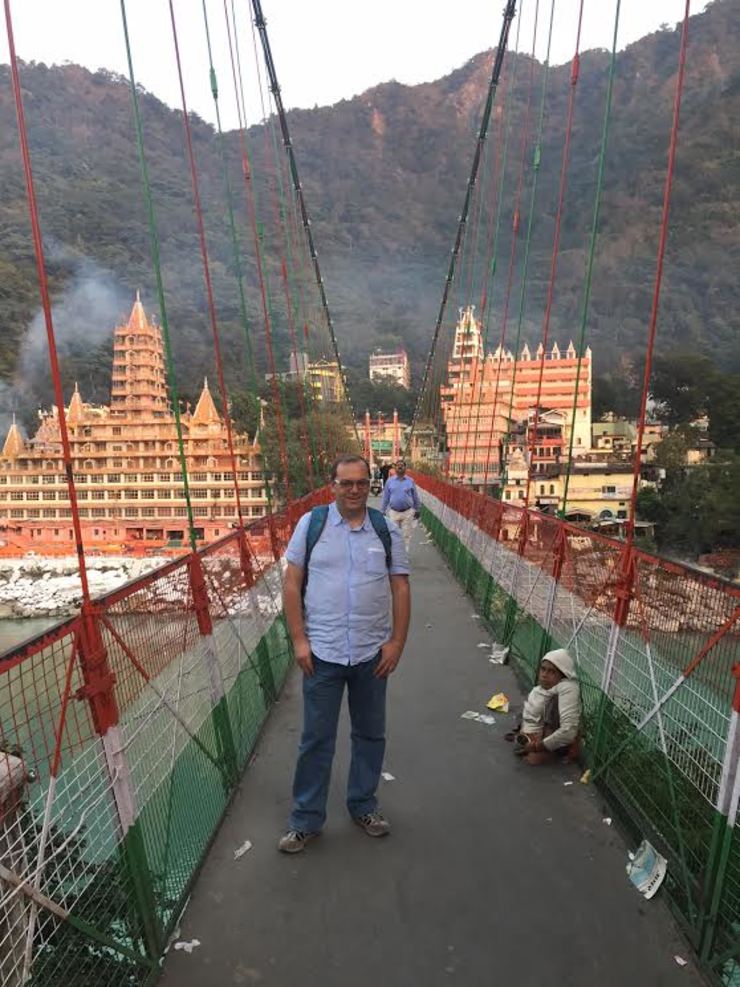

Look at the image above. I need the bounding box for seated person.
[512,649,581,765]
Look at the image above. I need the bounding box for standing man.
[380,460,421,552]
[279,453,411,854]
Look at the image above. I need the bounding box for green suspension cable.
[561,0,622,515]
[120,0,197,551]
[199,0,257,393]
[500,0,556,495]
[430,9,524,472]
[467,8,525,486]
[264,95,323,483]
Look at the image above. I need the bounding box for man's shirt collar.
[329,501,371,529]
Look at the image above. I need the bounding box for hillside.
[0,0,738,430]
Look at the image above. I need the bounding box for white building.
[369,349,410,389]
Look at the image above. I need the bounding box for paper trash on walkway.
[487,692,510,713]
[627,839,668,900]
[470,614,481,620]
[233,839,253,860]
[174,939,201,954]
[460,710,495,725]
[603,817,613,826]
[563,781,574,787]
[477,642,490,648]
[489,645,509,665]
[381,771,395,782]
[674,956,688,967]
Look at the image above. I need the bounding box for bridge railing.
[0,487,330,987]
[415,472,739,987]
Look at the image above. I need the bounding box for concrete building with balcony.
[0,295,267,555]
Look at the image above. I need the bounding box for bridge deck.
[162,529,702,987]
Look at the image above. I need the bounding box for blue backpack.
[301,505,392,600]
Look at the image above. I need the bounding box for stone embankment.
[0,557,164,618]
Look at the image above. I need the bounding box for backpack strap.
[367,507,392,572]
[302,505,330,600]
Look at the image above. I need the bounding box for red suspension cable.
[223,1,314,490]
[627,0,691,544]
[168,0,247,532]
[222,4,292,503]
[4,0,92,605]
[524,0,584,507]
[482,4,540,489]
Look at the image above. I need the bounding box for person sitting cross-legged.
[511,649,581,766]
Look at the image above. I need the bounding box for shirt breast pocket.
[366,548,387,576]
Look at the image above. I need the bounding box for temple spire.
[191,377,220,425]
[67,382,84,424]
[1,415,25,458]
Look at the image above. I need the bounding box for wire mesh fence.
[0,488,328,986]
[415,472,740,985]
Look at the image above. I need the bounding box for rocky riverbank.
[0,557,165,618]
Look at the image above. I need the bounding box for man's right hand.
[293,636,314,676]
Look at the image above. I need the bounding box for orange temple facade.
[442,306,592,485]
[0,296,267,556]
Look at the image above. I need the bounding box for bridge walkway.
[162,525,703,987]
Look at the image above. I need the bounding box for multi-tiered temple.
[441,306,592,487]
[0,295,267,555]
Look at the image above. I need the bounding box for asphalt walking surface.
[162,521,703,987]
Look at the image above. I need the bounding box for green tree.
[345,370,417,422]
[649,454,740,558]
[654,430,690,471]
[705,373,740,450]
[649,353,715,426]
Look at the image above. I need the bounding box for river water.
[0,617,60,657]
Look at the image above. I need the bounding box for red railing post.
[188,554,238,784]
[237,527,255,589]
[74,602,161,960]
[602,544,635,693]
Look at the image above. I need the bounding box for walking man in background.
[381,460,421,552]
[278,453,411,854]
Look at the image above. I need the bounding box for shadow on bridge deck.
[162,526,703,987]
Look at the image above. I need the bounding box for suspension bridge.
[0,1,738,986]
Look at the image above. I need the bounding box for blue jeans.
[289,654,387,832]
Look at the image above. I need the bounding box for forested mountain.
[0,0,737,431]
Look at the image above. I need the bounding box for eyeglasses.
[335,478,371,490]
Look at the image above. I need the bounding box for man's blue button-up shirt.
[285,502,410,665]
[381,475,421,513]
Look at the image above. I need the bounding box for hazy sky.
[0,1,707,130]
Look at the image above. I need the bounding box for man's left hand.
[413,511,421,520]
[375,639,403,678]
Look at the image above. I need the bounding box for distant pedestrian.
[381,460,421,552]
[278,453,411,854]
[379,462,391,486]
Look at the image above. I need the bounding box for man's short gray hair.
[330,453,371,481]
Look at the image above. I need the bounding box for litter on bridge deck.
[489,645,509,665]
[487,692,510,713]
[461,710,495,725]
[381,771,395,782]
[174,940,201,954]
[233,839,253,860]
[627,840,668,900]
